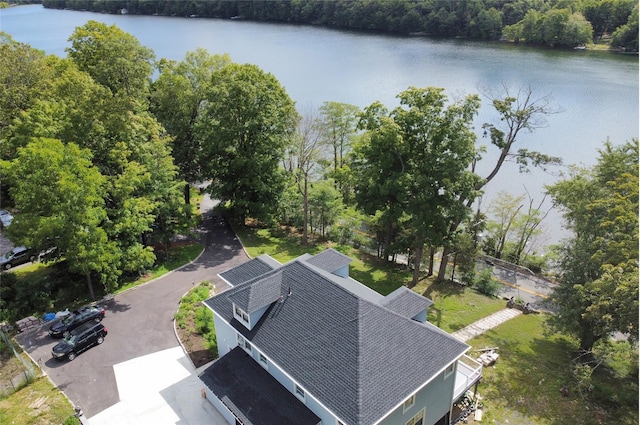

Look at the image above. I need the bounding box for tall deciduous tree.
[437,85,560,281]
[284,107,322,244]
[0,33,53,156]
[546,140,638,352]
[198,63,298,224]
[355,87,481,287]
[2,138,118,298]
[150,49,231,204]
[66,20,155,98]
[318,101,360,204]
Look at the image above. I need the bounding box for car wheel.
[97,336,104,344]
[29,255,37,263]
[67,352,76,361]
[94,316,102,323]
[4,263,11,270]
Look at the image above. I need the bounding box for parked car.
[0,210,13,228]
[0,246,37,270]
[51,321,107,361]
[49,306,105,338]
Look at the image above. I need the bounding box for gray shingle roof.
[219,255,279,286]
[380,286,434,319]
[205,252,469,425]
[228,271,284,313]
[199,347,321,425]
[305,248,352,273]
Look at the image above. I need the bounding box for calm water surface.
[1,5,638,247]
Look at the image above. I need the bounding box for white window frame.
[403,394,416,413]
[444,363,455,378]
[405,407,425,425]
[259,352,268,368]
[237,334,252,353]
[233,304,250,324]
[295,384,306,401]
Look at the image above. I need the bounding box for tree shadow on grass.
[472,323,636,425]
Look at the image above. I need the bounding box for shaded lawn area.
[468,314,638,425]
[415,279,506,333]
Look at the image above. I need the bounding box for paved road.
[483,262,556,311]
[16,196,249,417]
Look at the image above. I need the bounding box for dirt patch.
[176,320,214,368]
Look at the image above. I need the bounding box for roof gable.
[380,286,433,320]
[219,255,279,286]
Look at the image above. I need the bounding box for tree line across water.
[0,18,637,356]
[39,0,639,50]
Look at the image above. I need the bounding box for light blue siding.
[378,366,455,425]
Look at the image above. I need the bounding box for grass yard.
[0,375,77,425]
[468,314,638,425]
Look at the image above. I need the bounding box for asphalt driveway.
[15,197,248,417]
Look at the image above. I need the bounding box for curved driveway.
[16,197,249,417]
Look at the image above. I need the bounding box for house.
[199,249,482,425]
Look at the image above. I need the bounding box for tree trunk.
[427,247,434,276]
[437,246,450,281]
[302,179,308,244]
[184,182,191,206]
[410,243,423,288]
[86,273,95,300]
[384,219,393,261]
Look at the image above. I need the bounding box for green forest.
[39,0,639,50]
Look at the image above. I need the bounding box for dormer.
[380,287,433,323]
[228,271,284,330]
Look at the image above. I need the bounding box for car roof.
[70,321,103,335]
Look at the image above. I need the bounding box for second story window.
[237,334,252,353]
[295,384,305,401]
[234,305,249,324]
[403,394,416,412]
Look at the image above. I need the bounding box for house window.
[259,352,268,368]
[403,394,416,412]
[405,408,425,425]
[234,305,249,323]
[237,334,251,353]
[295,384,305,401]
[444,363,455,378]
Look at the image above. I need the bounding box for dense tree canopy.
[197,63,299,224]
[354,87,481,286]
[44,0,639,49]
[67,20,155,98]
[546,140,638,352]
[150,49,232,204]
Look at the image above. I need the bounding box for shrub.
[195,305,212,334]
[473,268,501,297]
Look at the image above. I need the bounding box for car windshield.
[61,314,75,325]
[64,335,77,346]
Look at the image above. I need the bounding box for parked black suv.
[0,246,36,270]
[49,306,105,338]
[51,321,107,361]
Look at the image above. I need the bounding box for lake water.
[1,4,638,248]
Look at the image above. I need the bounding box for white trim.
[444,362,455,378]
[402,394,416,413]
[371,353,469,425]
[405,407,425,425]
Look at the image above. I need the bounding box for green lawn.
[468,314,638,425]
[0,375,78,425]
